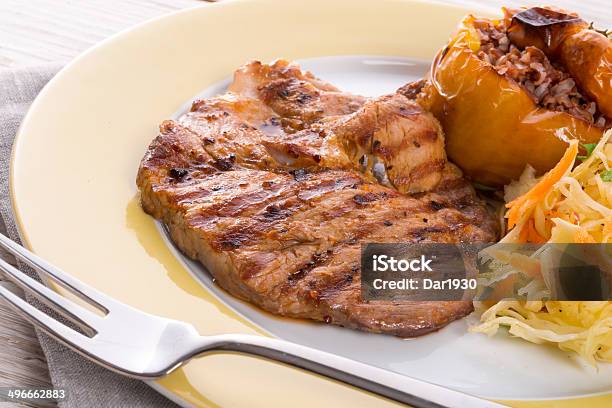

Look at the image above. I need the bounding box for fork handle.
[201,334,503,408]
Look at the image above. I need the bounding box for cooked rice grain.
[473,18,609,128]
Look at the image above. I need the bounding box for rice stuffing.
[473,18,609,128]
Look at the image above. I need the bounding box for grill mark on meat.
[257,75,367,128]
[397,79,427,100]
[213,154,236,171]
[289,168,308,181]
[294,173,363,201]
[408,158,446,182]
[277,188,494,303]
[262,79,323,120]
[262,203,288,220]
[352,192,383,205]
[256,195,375,251]
[286,250,332,286]
[396,104,423,117]
[306,263,359,304]
[209,172,369,253]
[200,185,289,221]
[169,168,188,180]
[435,175,471,192]
[239,191,414,282]
[331,93,447,194]
[409,225,451,242]
[429,200,446,211]
[279,244,363,298]
[178,105,281,171]
[180,170,360,224]
[318,268,356,299]
[273,189,471,292]
[216,233,249,250]
[173,172,288,215]
[208,169,491,286]
[137,60,499,337]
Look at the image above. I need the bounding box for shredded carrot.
[518,222,529,242]
[544,210,560,217]
[527,219,547,243]
[506,141,579,229]
[515,219,547,243]
[543,210,560,235]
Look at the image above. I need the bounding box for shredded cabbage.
[471,130,612,365]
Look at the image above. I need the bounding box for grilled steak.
[137,60,498,337]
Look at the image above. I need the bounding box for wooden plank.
[0,2,203,406]
[0,0,202,68]
[0,0,608,69]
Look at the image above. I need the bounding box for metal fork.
[0,233,504,408]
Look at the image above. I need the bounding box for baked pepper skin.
[420,13,605,186]
[561,29,612,118]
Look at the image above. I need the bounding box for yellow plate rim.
[9,0,612,406]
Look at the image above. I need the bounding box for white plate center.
[165,55,612,401]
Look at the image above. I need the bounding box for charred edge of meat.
[397,104,424,116]
[287,251,332,285]
[214,154,236,171]
[353,192,382,205]
[397,79,428,100]
[296,92,313,104]
[262,204,291,221]
[169,168,188,180]
[289,168,308,181]
[317,266,358,300]
[429,200,445,211]
[216,232,249,250]
[138,60,500,337]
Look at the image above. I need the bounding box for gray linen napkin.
[0,65,179,408]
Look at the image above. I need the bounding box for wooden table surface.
[0,3,202,406]
[0,1,609,407]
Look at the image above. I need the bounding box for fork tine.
[0,282,91,351]
[0,233,110,313]
[0,257,100,336]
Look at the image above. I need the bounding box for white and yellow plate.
[11,0,612,406]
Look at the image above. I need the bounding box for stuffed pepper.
[418,6,611,186]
